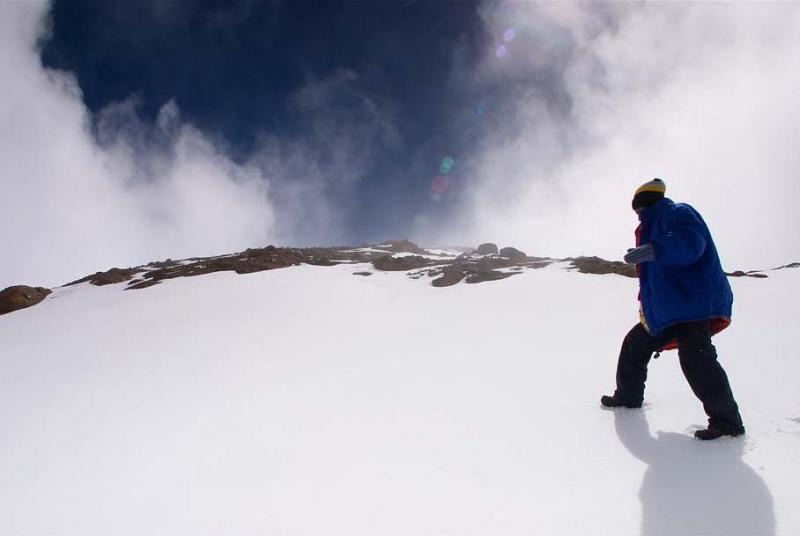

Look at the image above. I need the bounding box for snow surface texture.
[1,263,797,535]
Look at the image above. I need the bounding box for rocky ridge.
[0,286,52,316]
[1,240,797,316]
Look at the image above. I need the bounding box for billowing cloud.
[1,1,275,287]
[434,2,800,268]
[1,3,400,288]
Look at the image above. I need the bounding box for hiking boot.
[694,426,745,441]
[600,395,642,409]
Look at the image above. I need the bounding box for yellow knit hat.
[635,178,667,196]
[632,178,666,210]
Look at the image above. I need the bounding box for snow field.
[0,263,797,535]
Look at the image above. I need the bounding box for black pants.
[614,321,744,432]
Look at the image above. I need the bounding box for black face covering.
[632,190,665,211]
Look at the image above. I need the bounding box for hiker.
[601,178,745,440]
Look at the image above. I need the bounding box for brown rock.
[465,270,515,284]
[0,285,52,316]
[432,267,467,287]
[726,271,768,279]
[148,258,180,269]
[569,257,637,278]
[65,267,142,286]
[499,246,527,261]
[126,279,162,290]
[475,256,517,271]
[374,240,425,254]
[373,255,440,271]
[476,243,499,255]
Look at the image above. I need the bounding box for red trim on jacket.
[658,317,731,351]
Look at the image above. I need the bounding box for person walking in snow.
[601,178,745,440]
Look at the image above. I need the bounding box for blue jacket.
[637,198,733,337]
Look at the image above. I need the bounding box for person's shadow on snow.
[614,410,775,536]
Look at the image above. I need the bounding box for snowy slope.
[1,262,798,535]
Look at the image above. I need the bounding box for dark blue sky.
[40,0,570,244]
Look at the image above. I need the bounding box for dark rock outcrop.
[0,285,51,316]
[499,246,527,261]
[475,256,518,271]
[59,246,350,291]
[569,257,637,278]
[426,253,544,287]
[432,267,467,287]
[465,270,515,284]
[372,255,442,272]
[127,279,162,290]
[147,258,181,269]
[374,240,425,254]
[57,239,770,295]
[476,243,499,255]
[131,247,308,287]
[727,270,768,279]
[66,267,142,287]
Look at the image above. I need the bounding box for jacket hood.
[638,197,673,223]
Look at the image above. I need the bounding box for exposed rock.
[305,256,336,267]
[0,285,51,316]
[124,248,313,289]
[524,260,553,270]
[65,267,143,287]
[61,239,754,296]
[499,246,527,261]
[342,249,391,263]
[127,279,162,290]
[569,257,637,278]
[161,256,288,280]
[147,258,180,269]
[727,270,768,279]
[424,251,552,287]
[59,245,396,292]
[372,255,442,272]
[443,247,476,257]
[476,243,499,255]
[432,267,467,287]
[374,240,425,254]
[475,256,518,271]
[465,270,515,284]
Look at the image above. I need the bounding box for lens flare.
[430,175,449,201]
[496,44,507,58]
[503,28,515,42]
[440,156,455,174]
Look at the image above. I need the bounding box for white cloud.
[0,1,279,288]
[1,3,404,289]
[438,2,800,268]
